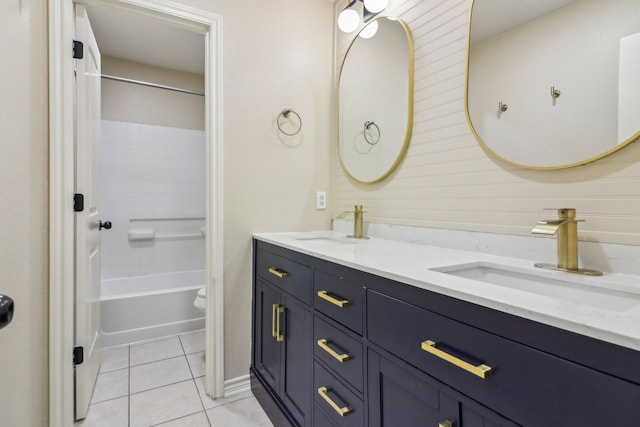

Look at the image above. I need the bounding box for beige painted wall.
[334,0,640,246]
[0,0,49,425]
[101,56,205,129]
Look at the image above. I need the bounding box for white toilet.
[193,286,206,313]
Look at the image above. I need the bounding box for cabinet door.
[281,293,313,427]
[368,349,457,427]
[459,404,519,427]
[368,349,518,427]
[254,279,282,393]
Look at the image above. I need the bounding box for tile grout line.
[130,378,197,396]
[177,334,211,426]
[179,332,213,426]
[149,409,209,427]
[130,353,191,370]
[96,332,211,426]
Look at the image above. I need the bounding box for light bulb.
[338,8,360,33]
[363,0,388,14]
[359,20,378,39]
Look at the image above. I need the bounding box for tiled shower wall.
[332,0,640,246]
[100,120,206,280]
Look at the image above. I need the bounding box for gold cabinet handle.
[271,304,278,338]
[275,305,284,342]
[317,290,349,308]
[317,386,351,417]
[317,339,350,363]
[420,340,492,379]
[268,267,288,278]
[439,420,453,427]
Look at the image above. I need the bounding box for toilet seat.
[194,286,206,312]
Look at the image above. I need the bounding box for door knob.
[99,220,112,230]
[0,295,15,330]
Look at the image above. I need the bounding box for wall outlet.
[316,191,327,210]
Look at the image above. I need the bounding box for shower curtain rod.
[100,74,205,96]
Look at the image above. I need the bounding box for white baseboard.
[224,374,251,398]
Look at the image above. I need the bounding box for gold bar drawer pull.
[317,339,350,362]
[420,340,492,379]
[269,267,288,278]
[317,290,349,307]
[439,420,453,427]
[317,386,352,417]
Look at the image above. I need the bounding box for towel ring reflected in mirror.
[277,108,302,136]
[363,121,380,145]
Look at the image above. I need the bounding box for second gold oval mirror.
[339,17,414,183]
[466,0,640,169]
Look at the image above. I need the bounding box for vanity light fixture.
[359,20,379,38]
[338,1,360,33]
[364,0,388,13]
[338,0,388,34]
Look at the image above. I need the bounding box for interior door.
[74,4,103,420]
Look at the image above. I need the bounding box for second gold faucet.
[531,208,601,276]
[348,205,368,239]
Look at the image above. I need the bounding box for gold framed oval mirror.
[338,17,414,183]
[465,0,640,169]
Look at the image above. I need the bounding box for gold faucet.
[348,205,369,239]
[531,208,601,276]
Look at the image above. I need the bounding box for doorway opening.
[49,1,224,425]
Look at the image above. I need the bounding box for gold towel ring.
[277,108,302,136]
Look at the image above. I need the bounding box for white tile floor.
[75,331,273,427]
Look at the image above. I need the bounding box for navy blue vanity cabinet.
[254,279,283,393]
[368,349,519,427]
[252,239,640,427]
[312,267,366,426]
[313,316,364,394]
[366,289,640,426]
[314,270,365,335]
[252,242,314,427]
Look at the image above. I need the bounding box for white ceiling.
[85,3,205,75]
[471,0,580,44]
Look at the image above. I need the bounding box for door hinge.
[73,40,84,59]
[73,346,84,365]
[74,193,84,212]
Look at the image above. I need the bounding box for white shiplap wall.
[332,0,640,245]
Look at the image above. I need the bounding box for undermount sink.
[295,235,357,244]
[431,262,640,311]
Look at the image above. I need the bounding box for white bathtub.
[100,270,205,348]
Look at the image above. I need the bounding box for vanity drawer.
[313,404,338,427]
[256,247,311,305]
[314,316,364,393]
[367,289,640,426]
[314,361,364,427]
[314,270,364,335]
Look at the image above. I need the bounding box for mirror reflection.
[466,0,640,169]
[339,17,414,183]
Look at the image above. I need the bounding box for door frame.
[48,0,224,425]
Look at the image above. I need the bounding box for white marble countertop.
[254,231,640,352]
